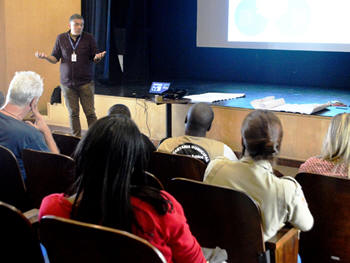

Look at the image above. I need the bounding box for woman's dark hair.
[70,114,170,232]
[241,110,283,160]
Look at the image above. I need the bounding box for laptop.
[149,82,171,94]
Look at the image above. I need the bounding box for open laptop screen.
[149,82,170,94]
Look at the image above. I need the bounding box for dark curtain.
[82,0,112,81]
[82,0,150,85]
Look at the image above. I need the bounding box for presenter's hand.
[94,51,106,62]
[35,51,48,59]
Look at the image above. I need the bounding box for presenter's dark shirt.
[51,31,97,87]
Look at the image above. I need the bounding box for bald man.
[158,103,237,164]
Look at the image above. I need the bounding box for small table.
[151,98,191,138]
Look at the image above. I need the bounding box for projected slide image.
[228,0,350,44]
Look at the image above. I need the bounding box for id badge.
[71,52,77,62]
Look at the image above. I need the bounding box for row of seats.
[1,142,294,262]
[150,151,350,263]
[0,145,75,210]
[1,132,350,262]
[0,201,166,262]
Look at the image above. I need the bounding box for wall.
[0,0,6,96]
[0,0,80,112]
[149,0,350,89]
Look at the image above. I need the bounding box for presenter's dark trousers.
[60,82,97,137]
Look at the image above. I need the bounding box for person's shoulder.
[160,190,178,204]
[57,32,68,39]
[208,156,232,166]
[20,123,43,138]
[131,191,182,218]
[303,156,322,164]
[141,133,156,148]
[159,190,187,218]
[299,156,323,172]
[43,193,66,202]
[278,176,302,197]
[200,136,225,145]
[4,118,37,135]
[82,32,95,40]
[280,175,298,185]
[40,193,71,210]
[204,156,236,180]
[158,137,178,149]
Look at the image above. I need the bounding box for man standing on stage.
[35,14,106,136]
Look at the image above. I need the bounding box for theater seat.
[296,172,350,263]
[22,149,75,208]
[148,151,207,188]
[52,132,80,157]
[40,215,167,263]
[0,201,44,262]
[168,177,299,263]
[0,145,30,211]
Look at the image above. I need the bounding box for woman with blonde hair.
[299,113,350,178]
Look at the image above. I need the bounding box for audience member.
[107,104,156,160]
[299,113,350,178]
[158,103,237,164]
[204,110,314,242]
[39,115,206,263]
[0,71,59,179]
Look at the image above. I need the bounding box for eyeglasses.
[73,22,84,27]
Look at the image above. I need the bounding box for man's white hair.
[6,71,44,107]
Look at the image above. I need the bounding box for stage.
[45,81,349,163]
[95,80,350,117]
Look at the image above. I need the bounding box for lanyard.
[67,33,82,52]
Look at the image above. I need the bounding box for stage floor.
[96,80,350,117]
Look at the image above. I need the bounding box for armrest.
[23,208,39,224]
[265,227,299,263]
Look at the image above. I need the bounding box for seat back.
[40,215,167,263]
[168,178,267,263]
[52,132,80,157]
[0,201,44,262]
[22,149,75,208]
[149,151,207,188]
[0,145,29,210]
[144,171,165,190]
[295,173,350,263]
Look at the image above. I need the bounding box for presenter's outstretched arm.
[35,51,58,64]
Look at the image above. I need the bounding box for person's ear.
[30,97,39,108]
[207,123,212,131]
[241,137,245,153]
[29,98,35,108]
